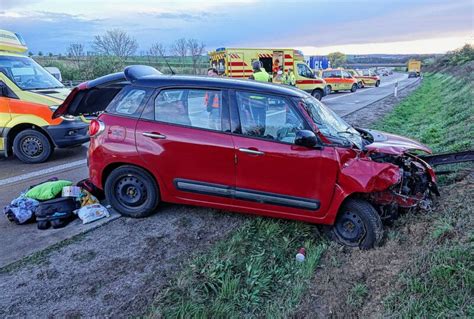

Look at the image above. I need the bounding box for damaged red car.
[53,66,439,249]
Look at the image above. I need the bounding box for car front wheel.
[375,80,380,87]
[328,199,383,249]
[350,84,358,92]
[105,165,160,218]
[13,129,53,164]
[312,89,323,101]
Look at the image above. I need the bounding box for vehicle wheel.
[350,84,358,92]
[326,85,332,94]
[105,165,160,218]
[13,129,53,164]
[375,80,380,87]
[357,81,363,89]
[329,199,383,249]
[312,89,323,101]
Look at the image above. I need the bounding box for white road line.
[0,159,87,186]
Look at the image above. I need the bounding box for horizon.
[1,0,473,55]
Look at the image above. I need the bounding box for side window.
[343,71,351,78]
[153,89,223,131]
[333,70,342,78]
[297,63,313,78]
[235,91,305,143]
[106,86,152,118]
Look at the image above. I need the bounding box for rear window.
[106,86,153,118]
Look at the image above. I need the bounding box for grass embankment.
[372,73,473,317]
[151,219,326,317]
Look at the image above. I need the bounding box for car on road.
[0,29,89,163]
[347,69,381,88]
[321,68,359,94]
[54,65,439,249]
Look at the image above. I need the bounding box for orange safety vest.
[204,92,220,109]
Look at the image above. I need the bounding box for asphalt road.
[0,72,416,267]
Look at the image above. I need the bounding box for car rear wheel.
[13,129,53,164]
[105,165,160,218]
[326,85,332,94]
[350,84,358,92]
[312,89,323,101]
[328,199,383,249]
[375,80,380,87]
[357,81,363,89]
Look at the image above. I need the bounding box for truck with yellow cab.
[407,59,421,78]
[208,48,329,100]
[0,29,89,163]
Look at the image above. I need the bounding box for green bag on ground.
[25,180,73,201]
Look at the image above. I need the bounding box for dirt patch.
[0,204,246,318]
[296,174,473,318]
[343,80,420,128]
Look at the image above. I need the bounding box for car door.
[135,87,236,206]
[230,90,337,219]
[342,71,353,90]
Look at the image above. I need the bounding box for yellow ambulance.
[0,29,89,163]
[209,48,329,100]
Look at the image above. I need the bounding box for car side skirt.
[174,178,320,211]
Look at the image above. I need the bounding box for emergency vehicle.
[321,68,359,93]
[347,69,380,88]
[208,48,329,100]
[0,29,89,163]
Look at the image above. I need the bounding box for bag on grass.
[35,197,79,230]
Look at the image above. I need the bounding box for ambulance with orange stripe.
[209,48,329,100]
[0,29,89,163]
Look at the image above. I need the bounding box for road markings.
[0,159,87,186]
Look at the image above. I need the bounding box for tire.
[357,81,363,89]
[350,84,358,92]
[328,199,383,249]
[375,80,380,87]
[13,129,53,164]
[326,85,332,94]
[312,89,323,101]
[105,165,160,218]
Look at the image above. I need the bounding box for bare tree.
[93,29,138,63]
[171,38,188,67]
[187,39,205,74]
[67,43,85,68]
[147,42,167,64]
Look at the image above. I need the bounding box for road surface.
[0,72,417,267]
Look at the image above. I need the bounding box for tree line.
[38,29,206,81]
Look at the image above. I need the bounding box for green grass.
[150,218,327,318]
[347,283,369,308]
[373,73,473,153]
[376,72,474,317]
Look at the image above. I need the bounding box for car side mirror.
[295,130,320,148]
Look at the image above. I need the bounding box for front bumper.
[45,120,89,148]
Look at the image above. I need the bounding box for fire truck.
[208,48,329,100]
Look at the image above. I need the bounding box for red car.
[54,66,438,249]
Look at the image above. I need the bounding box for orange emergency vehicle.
[209,48,329,100]
[0,29,89,163]
[321,68,359,93]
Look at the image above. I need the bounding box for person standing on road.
[287,68,296,86]
[249,60,271,82]
[205,67,221,129]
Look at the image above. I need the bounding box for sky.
[0,0,473,55]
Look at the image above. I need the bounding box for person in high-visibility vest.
[249,60,271,82]
[288,68,296,86]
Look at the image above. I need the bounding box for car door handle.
[238,148,264,156]
[142,132,166,139]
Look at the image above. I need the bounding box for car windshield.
[299,96,363,149]
[0,56,64,90]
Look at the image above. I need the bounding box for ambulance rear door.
[272,50,284,83]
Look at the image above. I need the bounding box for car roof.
[133,75,308,98]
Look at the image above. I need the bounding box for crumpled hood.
[364,129,432,155]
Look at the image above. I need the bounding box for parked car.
[54,66,439,249]
[347,69,381,88]
[321,68,358,93]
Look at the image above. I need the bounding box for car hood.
[363,129,432,155]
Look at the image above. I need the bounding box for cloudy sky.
[1,0,472,55]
